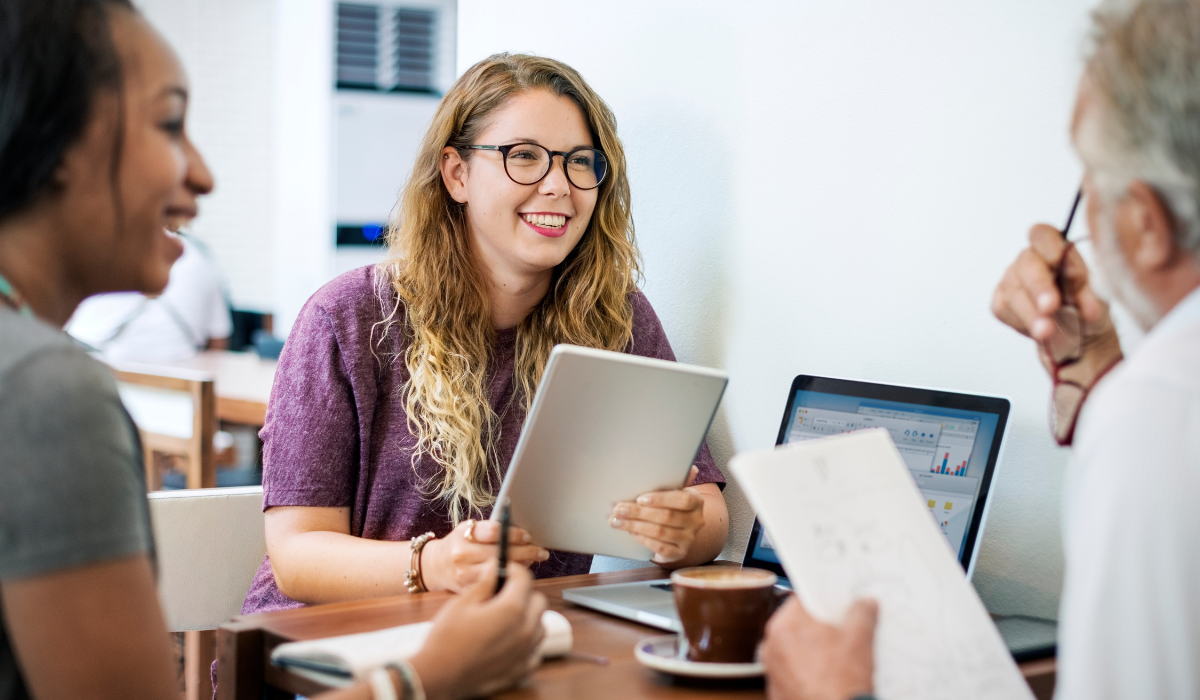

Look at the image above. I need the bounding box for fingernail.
[610,517,624,528]
[523,532,532,543]
[616,505,630,517]
[1037,292,1055,311]
[540,549,549,560]
[637,495,650,505]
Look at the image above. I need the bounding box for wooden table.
[163,350,277,426]
[218,567,1057,700]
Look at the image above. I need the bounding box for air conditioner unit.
[331,0,455,274]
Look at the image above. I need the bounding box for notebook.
[271,610,572,688]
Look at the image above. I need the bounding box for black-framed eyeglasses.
[463,143,609,190]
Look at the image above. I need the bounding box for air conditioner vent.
[336,3,380,88]
[335,3,438,93]
[393,9,436,91]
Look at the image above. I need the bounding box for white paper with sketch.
[730,429,1032,700]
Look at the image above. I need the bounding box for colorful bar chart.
[930,452,968,476]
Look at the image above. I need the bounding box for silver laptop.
[563,374,1013,635]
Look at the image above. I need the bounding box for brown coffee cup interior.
[671,567,778,664]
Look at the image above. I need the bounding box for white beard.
[1091,211,1163,331]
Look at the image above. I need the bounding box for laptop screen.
[744,375,1010,578]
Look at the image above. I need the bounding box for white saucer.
[633,635,765,678]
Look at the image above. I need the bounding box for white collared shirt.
[1056,285,1200,700]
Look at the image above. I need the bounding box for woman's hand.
[610,466,726,566]
[409,563,548,700]
[422,519,549,593]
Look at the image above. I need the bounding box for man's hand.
[992,224,1108,340]
[761,596,878,700]
[992,224,1121,380]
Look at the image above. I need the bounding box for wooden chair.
[108,362,217,490]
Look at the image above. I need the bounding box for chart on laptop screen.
[751,385,1004,568]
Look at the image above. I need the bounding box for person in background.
[0,1,545,698]
[67,233,232,362]
[244,53,730,615]
[758,1,1200,699]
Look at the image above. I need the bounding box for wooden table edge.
[216,396,267,426]
[217,566,1056,699]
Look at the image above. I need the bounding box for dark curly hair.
[0,0,135,222]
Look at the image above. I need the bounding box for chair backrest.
[147,486,266,632]
[108,361,216,489]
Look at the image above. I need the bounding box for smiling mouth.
[164,209,197,233]
[520,212,568,230]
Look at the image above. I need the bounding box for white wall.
[271,0,334,335]
[460,0,1094,619]
[134,0,276,312]
[141,0,461,335]
[134,0,333,332]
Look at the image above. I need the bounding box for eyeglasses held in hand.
[464,143,609,190]
[1044,188,1096,446]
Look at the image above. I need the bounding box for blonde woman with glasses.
[243,54,729,613]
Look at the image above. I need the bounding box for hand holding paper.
[731,429,1033,700]
[762,596,878,700]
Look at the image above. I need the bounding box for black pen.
[1062,187,1082,239]
[495,499,510,594]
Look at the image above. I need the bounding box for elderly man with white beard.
[757,1,1200,700]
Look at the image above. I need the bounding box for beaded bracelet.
[405,531,436,593]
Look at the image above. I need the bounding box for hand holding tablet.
[492,345,728,561]
[609,465,707,563]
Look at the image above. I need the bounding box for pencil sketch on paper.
[731,429,1033,700]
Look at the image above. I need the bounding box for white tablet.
[491,344,728,560]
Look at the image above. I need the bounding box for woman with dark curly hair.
[0,2,543,698]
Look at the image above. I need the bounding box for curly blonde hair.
[377,53,641,523]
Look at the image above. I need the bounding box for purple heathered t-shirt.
[241,265,724,614]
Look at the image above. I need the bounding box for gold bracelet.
[405,531,436,593]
